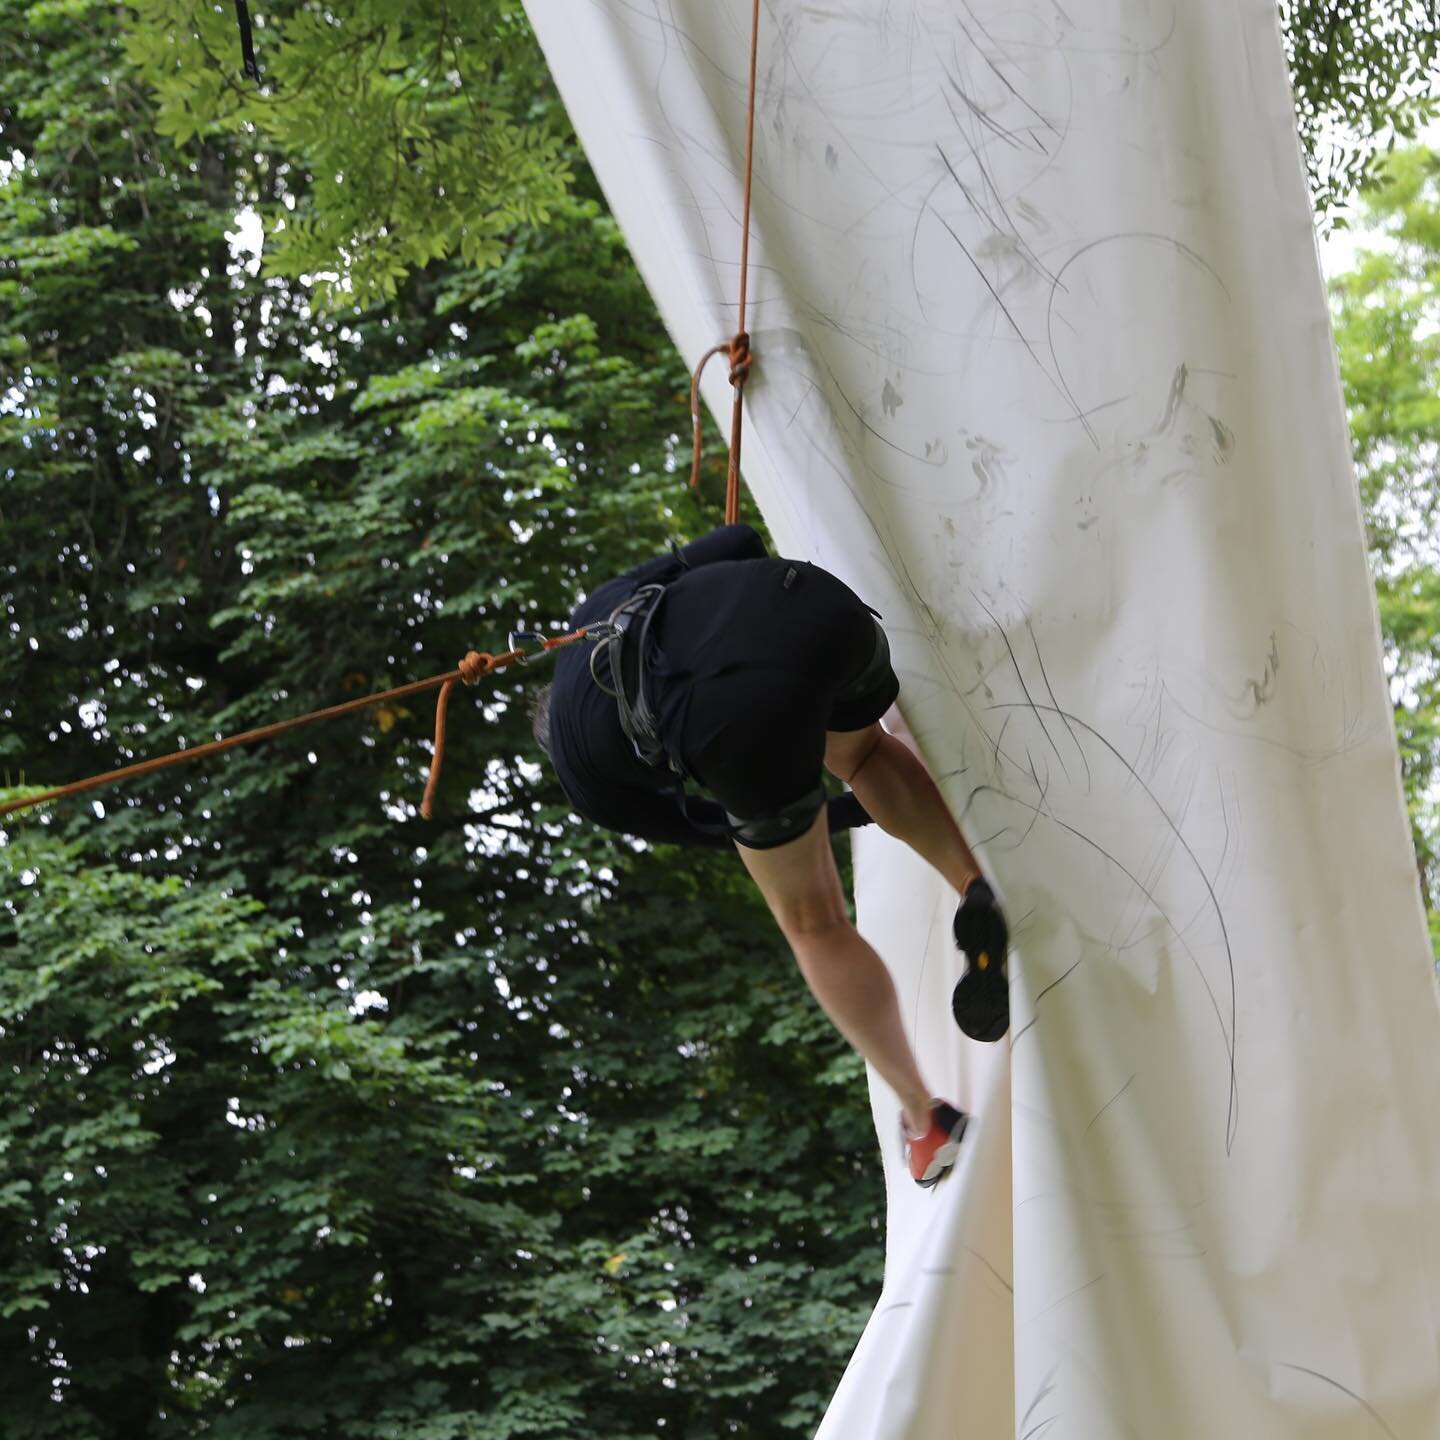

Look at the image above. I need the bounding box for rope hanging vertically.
[690,0,762,526]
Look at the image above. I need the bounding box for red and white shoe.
[903,1100,970,1188]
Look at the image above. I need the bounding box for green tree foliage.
[1329,146,1440,952]
[1278,1,1440,219]
[116,1,1440,306]
[124,0,572,303]
[0,2,882,1433]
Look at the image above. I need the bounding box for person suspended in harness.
[533,523,1009,1188]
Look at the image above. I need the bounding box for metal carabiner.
[506,629,551,662]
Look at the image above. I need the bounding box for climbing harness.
[587,585,674,773]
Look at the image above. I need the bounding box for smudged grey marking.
[966,433,1007,491]
[1026,619,1090,789]
[1241,632,1281,711]
[1275,1364,1401,1440]
[1020,1366,1060,1434]
[876,1300,915,1319]
[813,353,946,469]
[961,1245,1014,1294]
[935,140,1066,291]
[1210,416,1235,459]
[1000,0,1177,57]
[824,142,838,172]
[921,1266,954,1275]
[1077,516,1098,530]
[1157,362,1188,434]
[881,377,903,417]
[925,186,1057,388]
[1016,196,1051,230]
[757,0,908,206]
[988,701,1240,1152]
[1084,1073,1137,1134]
[1160,674,1364,764]
[1045,235,1231,451]
[971,591,1073,784]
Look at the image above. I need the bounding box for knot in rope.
[727,331,752,387]
[689,332,757,524]
[457,651,494,685]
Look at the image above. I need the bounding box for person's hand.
[951,878,1010,1042]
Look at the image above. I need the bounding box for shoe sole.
[952,964,1009,1042]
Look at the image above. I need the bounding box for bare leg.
[825,719,983,896]
[735,808,934,1136]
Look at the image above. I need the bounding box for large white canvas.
[523,2,1440,1435]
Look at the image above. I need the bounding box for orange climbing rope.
[8,8,768,827]
[0,631,592,825]
[690,0,762,526]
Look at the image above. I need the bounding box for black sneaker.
[951,878,1010,1042]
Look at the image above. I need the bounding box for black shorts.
[655,558,901,847]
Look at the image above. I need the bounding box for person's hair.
[529,682,553,755]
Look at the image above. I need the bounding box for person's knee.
[773,895,852,947]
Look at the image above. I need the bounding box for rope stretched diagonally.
[0,631,592,825]
[9,1,769,826]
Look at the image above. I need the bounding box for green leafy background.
[1,2,1436,1435]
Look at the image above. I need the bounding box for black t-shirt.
[546,525,870,849]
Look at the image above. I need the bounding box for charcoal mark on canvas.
[1021,1418,1059,1440]
[955,3,1060,143]
[962,1245,1014,1294]
[935,139,1065,291]
[1020,1366,1060,1436]
[1275,1364,1401,1440]
[940,67,1029,152]
[972,591,1072,783]
[1026,1273,1103,1323]
[1027,618,1090,788]
[1012,952,1086,1044]
[1084,1073,1138,1133]
[1045,233,1230,451]
[990,700,1240,1152]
